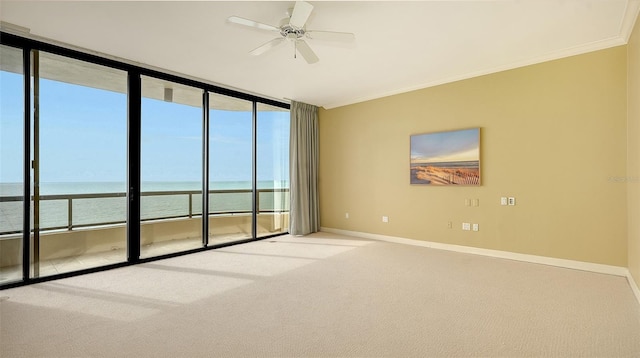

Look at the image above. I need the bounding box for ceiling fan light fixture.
[281,24,305,39]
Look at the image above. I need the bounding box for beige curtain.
[289,101,319,235]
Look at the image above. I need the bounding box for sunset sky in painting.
[410,128,479,164]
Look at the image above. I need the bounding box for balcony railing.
[0,188,289,236]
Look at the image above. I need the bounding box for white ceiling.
[2,1,639,109]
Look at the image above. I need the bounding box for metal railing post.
[256,189,260,215]
[67,198,73,230]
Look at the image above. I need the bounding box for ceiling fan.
[228,1,355,64]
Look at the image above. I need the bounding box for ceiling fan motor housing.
[279,17,305,39]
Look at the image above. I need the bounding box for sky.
[410,128,479,163]
[0,70,289,185]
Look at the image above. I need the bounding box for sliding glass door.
[257,103,290,237]
[0,45,24,284]
[140,76,204,258]
[208,93,254,245]
[32,51,128,277]
[0,34,290,287]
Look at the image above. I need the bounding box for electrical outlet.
[472,223,479,231]
[465,199,471,206]
[462,222,471,231]
[382,216,389,223]
[500,197,508,206]
[472,199,479,207]
[508,197,516,206]
[447,221,453,229]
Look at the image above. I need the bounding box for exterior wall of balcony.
[0,213,289,268]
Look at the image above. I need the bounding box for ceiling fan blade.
[228,16,279,32]
[249,38,285,56]
[305,30,355,42]
[289,1,314,28]
[296,40,319,64]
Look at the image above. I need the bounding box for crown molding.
[322,1,640,110]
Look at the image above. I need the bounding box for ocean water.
[0,181,289,234]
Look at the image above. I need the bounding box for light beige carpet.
[1,232,639,357]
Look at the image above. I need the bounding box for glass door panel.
[208,93,253,245]
[256,103,290,237]
[0,45,25,284]
[141,76,203,258]
[34,51,128,277]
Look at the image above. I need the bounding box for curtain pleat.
[289,101,319,235]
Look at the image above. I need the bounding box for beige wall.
[319,46,628,266]
[628,14,640,286]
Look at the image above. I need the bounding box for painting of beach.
[410,128,480,185]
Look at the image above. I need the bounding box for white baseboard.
[321,227,640,306]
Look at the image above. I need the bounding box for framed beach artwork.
[410,128,481,186]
